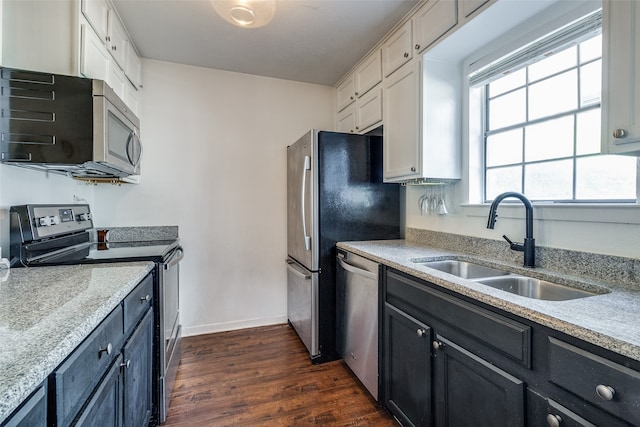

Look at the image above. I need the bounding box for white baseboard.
[181,315,289,337]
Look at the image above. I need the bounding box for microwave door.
[103,108,137,174]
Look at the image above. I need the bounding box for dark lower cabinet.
[433,335,525,427]
[383,304,432,426]
[74,356,123,427]
[123,310,153,427]
[2,384,47,427]
[46,275,155,427]
[381,267,640,427]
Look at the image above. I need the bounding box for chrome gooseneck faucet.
[487,191,536,268]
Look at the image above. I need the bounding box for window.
[473,11,637,202]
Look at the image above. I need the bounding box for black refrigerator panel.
[314,131,401,363]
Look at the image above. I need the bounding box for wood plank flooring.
[164,324,396,426]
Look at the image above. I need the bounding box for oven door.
[159,246,183,423]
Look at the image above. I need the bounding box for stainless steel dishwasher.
[336,249,380,400]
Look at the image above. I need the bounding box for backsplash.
[95,226,179,242]
[406,228,640,289]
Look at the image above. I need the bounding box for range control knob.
[50,215,60,225]
[77,213,91,221]
[38,216,52,227]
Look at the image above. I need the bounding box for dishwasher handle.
[337,255,377,281]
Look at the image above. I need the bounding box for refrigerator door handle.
[286,260,311,280]
[301,155,312,251]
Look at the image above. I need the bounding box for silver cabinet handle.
[98,343,112,357]
[403,52,409,58]
[337,256,377,281]
[410,167,416,172]
[546,414,562,427]
[140,295,151,303]
[120,359,131,369]
[415,44,421,50]
[612,129,627,139]
[595,384,615,401]
[416,329,426,338]
[432,340,444,350]
[301,155,312,251]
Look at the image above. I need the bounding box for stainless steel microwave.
[0,67,142,179]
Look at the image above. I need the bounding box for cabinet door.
[602,0,640,155]
[122,310,153,427]
[460,0,491,18]
[433,335,525,427]
[355,50,382,98]
[3,385,47,427]
[108,61,128,100]
[383,304,432,427]
[383,20,413,77]
[356,87,383,132]
[383,60,421,181]
[81,0,109,43]
[337,74,356,112]
[73,356,123,427]
[413,0,458,54]
[107,9,128,69]
[80,23,110,82]
[337,106,356,134]
[124,41,142,88]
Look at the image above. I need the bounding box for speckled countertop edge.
[0,261,154,423]
[337,239,640,362]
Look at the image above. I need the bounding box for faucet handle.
[502,235,524,252]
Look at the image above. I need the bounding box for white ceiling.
[112,0,420,86]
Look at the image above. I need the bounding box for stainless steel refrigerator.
[286,129,400,363]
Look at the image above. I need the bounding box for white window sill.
[461,202,640,225]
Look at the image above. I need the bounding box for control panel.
[12,204,94,241]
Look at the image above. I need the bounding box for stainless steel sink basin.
[414,259,607,301]
[416,260,511,279]
[476,276,604,301]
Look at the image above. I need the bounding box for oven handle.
[164,246,184,269]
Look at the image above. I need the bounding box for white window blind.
[469,9,602,87]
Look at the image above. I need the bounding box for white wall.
[93,59,334,335]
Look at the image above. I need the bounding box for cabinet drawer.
[548,337,640,425]
[386,270,531,367]
[123,273,153,334]
[54,305,124,427]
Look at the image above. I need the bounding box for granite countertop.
[0,261,155,424]
[338,239,640,362]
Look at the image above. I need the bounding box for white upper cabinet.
[337,74,356,112]
[355,49,382,98]
[383,20,413,77]
[413,0,458,54]
[107,8,128,69]
[1,0,143,116]
[81,0,109,42]
[460,0,490,18]
[601,0,640,155]
[383,60,421,181]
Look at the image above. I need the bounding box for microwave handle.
[125,131,143,168]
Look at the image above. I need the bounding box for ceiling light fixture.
[211,0,278,29]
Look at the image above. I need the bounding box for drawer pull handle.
[432,340,444,350]
[546,414,562,427]
[595,384,615,401]
[98,343,112,357]
[121,359,131,369]
[140,294,151,303]
[416,329,426,338]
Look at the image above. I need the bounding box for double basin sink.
[415,259,608,301]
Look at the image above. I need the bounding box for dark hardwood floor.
[164,324,396,426]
